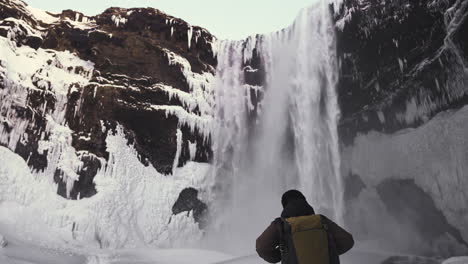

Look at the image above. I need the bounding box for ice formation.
[187,26,193,49]
[0,35,94,198]
[0,2,216,250]
[111,15,128,27]
[0,126,211,249]
[162,49,215,139]
[208,1,343,254]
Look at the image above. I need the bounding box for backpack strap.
[275,217,287,258]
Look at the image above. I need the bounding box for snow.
[64,18,97,30]
[155,83,203,112]
[150,104,213,141]
[194,29,201,43]
[377,110,385,123]
[0,232,406,264]
[0,238,233,264]
[189,141,197,160]
[342,105,468,245]
[242,36,256,63]
[329,0,344,14]
[336,7,355,31]
[111,15,128,27]
[187,26,193,49]
[0,35,94,196]
[442,257,468,264]
[163,49,215,139]
[38,115,83,198]
[0,124,213,249]
[398,58,404,72]
[3,17,42,40]
[172,129,183,175]
[0,33,213,250]
[0,234,6,248]
[25,5,59,24]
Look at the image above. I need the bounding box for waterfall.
[207,2,343,254]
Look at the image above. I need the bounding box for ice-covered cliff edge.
[0,0,217,248]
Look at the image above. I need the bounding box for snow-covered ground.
[2,226,455,264]
[4,235,462,264]
[0,237,391,264]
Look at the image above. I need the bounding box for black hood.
[281,198,315,218]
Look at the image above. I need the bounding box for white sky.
[23,0,316,40]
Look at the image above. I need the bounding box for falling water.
[208,2,343,254]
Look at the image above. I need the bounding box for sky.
[23,0,315,40]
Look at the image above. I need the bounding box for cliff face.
[0,0,217,247]
[335,0,468,142]
[0,0,216,200]
[334,0,468,256]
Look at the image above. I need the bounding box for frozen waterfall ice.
[208,1,343,254]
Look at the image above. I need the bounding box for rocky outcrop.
[172,187,208,227]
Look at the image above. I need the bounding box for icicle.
[187,26,193,49]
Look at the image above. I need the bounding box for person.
[255,190,354,264]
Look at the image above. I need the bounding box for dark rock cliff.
[333,0,468,144]
[0,0,216,200]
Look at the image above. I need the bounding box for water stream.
[208,1,343,254]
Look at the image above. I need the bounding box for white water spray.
[208,2,343,254]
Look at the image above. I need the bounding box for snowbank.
[0,124,212,250]
[442,256,468,264]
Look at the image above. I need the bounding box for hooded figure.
[255,190,354,264]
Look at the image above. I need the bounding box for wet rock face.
[334,0,468,145]
[0,0,216,200]
[172,187,208,228]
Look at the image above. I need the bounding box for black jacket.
[255,199,354,263]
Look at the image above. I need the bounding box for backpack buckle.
[279,242,287,255]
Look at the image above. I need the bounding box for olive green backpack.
[278,215,331,264]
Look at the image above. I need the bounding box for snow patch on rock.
[111,15,127,27]
[162,49,215,139]
[0,234,6,248]
[0,36,94,197]
[0,125,212,249]
[442,256,468,264]
[25,5,59,24]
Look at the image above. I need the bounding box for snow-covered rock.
[442,256,468,264]
[0,0,216,250]
[0,234,6,248]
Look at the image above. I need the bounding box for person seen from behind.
[256,190,354,264]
